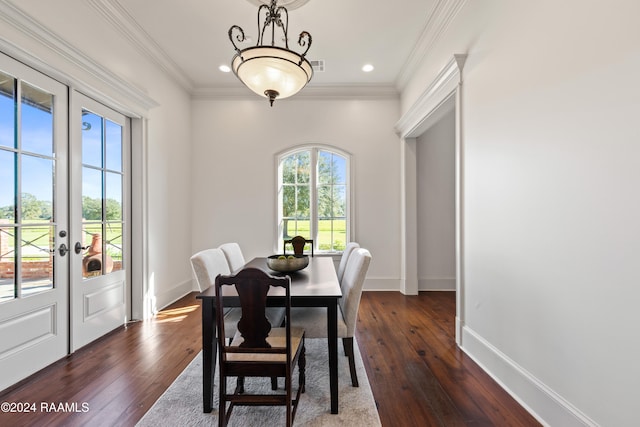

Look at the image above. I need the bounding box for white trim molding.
[396,54,466,138]
[462,326,599,427]
[395,0,468,90]
[87,0,194,93]
[192,83,399,101]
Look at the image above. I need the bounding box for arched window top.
[277,143,351,161]
[276,145,351,254]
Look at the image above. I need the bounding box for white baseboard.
[152,279,194,313]
[419,277,455,291]
[461,326,598,427]
[363,277,401,291]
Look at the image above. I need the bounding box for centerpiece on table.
[266,254,309,272]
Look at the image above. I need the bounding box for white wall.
[190,97,401,291]
[401,0,640,425]
[144,86,193,309]
[416,108,456,291]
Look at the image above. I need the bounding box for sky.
[0,92,123,211]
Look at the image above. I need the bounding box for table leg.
[201,299,217,413]
[327,302,339,414]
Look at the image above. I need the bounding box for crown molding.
[395,54,466,137]
[87,0,194,92]
[192,83,399,101]
[0,0,158,115]
[395,0,468,90]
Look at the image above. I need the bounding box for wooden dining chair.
[283,235,314,256]
[290,248,371,387]
[215,268,306,427]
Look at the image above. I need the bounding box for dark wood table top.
[197,256,342,299]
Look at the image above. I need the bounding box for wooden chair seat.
[228,327,305,363]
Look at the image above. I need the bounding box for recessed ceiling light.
[362,64,374,73]
[219,65,231,73]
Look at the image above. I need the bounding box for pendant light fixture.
[228,0,313,106]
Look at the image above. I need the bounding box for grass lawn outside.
[284,219,347,252]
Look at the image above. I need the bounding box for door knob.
[75,242,89,254]
[58,243,69,256]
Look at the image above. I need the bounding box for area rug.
[136,338,381,426]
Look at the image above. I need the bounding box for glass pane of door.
[19,82,55,295]
[0,71,17,301]
[81,111,124,279]
[1,78,57,300]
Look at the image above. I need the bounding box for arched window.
[277,146,350,253]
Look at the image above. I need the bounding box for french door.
[69,93,130,352]
[0,54,69,390]
[0,53,131,390]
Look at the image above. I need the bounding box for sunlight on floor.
[153,304,199,323]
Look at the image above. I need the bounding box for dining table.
[196,256,343,414]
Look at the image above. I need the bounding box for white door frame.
[395,54,466,344]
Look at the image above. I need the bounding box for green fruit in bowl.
[287,255,295,259]
[278,255,286,260]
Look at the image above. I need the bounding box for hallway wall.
[401,1,640,425]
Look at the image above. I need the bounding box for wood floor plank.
[0,291,541,427]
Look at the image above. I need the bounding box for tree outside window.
[278,147,349,253]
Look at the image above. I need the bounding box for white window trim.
[274,143,353,255]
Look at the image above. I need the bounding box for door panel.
[70,93,129,351]
[0,54,69,391]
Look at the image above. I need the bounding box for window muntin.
[278,147,350,253]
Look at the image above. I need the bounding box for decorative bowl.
[266,254,309,273]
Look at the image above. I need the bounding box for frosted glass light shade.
[232,46,313,101]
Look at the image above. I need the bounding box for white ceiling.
[7,0,443,94]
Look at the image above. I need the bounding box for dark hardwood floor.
[357,292,540,427]
[0,291,541,427]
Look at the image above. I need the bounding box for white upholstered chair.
[219,242,245,272]
[336,242,360,284]
[190,248,230,292]
[190,248,242,337]
[291,247,371,386]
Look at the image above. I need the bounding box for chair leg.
[343,337,359,387]
[299,340,306,394]
[271,377,278,390]
[236,376,245,394]
[219,372,227,427]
